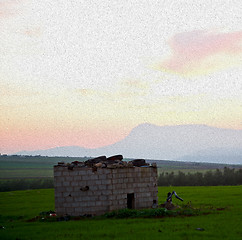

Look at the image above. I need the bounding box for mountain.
[15,124,242,164]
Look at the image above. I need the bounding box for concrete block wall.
[54,165,158,216]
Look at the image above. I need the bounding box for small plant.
[102,207,197,219]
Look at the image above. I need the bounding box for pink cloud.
[23,27,42,37]
[0,0,22,18]
[159,30,242,76]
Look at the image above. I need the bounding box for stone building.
[54,156,158,216]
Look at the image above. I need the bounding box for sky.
[1,0,242,154]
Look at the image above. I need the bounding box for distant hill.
[15,124,242,164]
[178,147,242,164]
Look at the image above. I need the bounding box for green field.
[1,155,240,179]
[1,186,242,240]
[0,156,83,179]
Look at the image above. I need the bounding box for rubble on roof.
[55,155,157,169]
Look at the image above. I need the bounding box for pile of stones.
[57,155,157,170]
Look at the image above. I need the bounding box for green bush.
[0,178,54,192]
[158,167,242,186]
[102,207,199,219]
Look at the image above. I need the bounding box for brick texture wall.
[54,165,158,216]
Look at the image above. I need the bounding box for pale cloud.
[75,79,150,101]
[22,27,42,37]
[75,88,96,97]
[0,83,39,97]
[120,79,149,90]
[157,30,242,76]
[118,79,150,98]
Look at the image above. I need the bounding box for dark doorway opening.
[127,193,135,209]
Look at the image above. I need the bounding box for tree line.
[0,167,242,191]
[158,167,242,186]
[0,178,53,192]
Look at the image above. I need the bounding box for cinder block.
[66,207,75,214]
[78,170,86,176]
[65,176,73,182]
[118,199,125,205]
[102,190,112,195]
[116,172,123,178]
[112,200,118,206]
[54,171,62,177]
[112,179,118,184]
[82,175,90,180]
[63,202,72,208]
[90,175,98,180]
[98,185,107,190]
[55,181,62,187]
[71,181,79,187]
[117,179,124,184]
[109,195,116,200]
[109,206,118,211]
[127,173,132,178]
[58,186,67,193]
[71,202,80,207]
[56,197,64,203]
[81,196,90,201]
[73,176,82,181]
[80,202,88,207]
[144,192,151,197]
[99,195,107,201]
[98,174,107,180]
[87,190,95,196]
[63,171,70,176]
[113,189,123,195]
[97,169,104,174]
[55,207,65,213]
[73,186,81,192]
[107,174,113,179]
[71,171,79,176]
[104,169,112,174]
[96,201,102,206]
[136,172,141,178]
[66,196,73,202]
[55,192,62,198]
[70,192,79,197]
[95,180,101,185]
[145,176,151,181]
[87,201,96,207]
[94,190,102,196]
[87,180,96,186]
[101,179,111,185]
[116,183,123,189]
[123,178,129,183]
[128,178,134,183]
[126,189,134,194]
[90,185,98,191]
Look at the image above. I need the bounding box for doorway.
[127,193,135,209]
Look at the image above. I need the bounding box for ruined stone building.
[54,155,158,216]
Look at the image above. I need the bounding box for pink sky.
[1,1,242,154]
[0,125,130,153]
[159,30,242,76]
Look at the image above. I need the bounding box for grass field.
[1,155,240,179]
[1,186,242,240]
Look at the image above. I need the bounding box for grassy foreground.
[0,186,242,240]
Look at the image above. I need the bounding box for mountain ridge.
[15,124,242,164]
